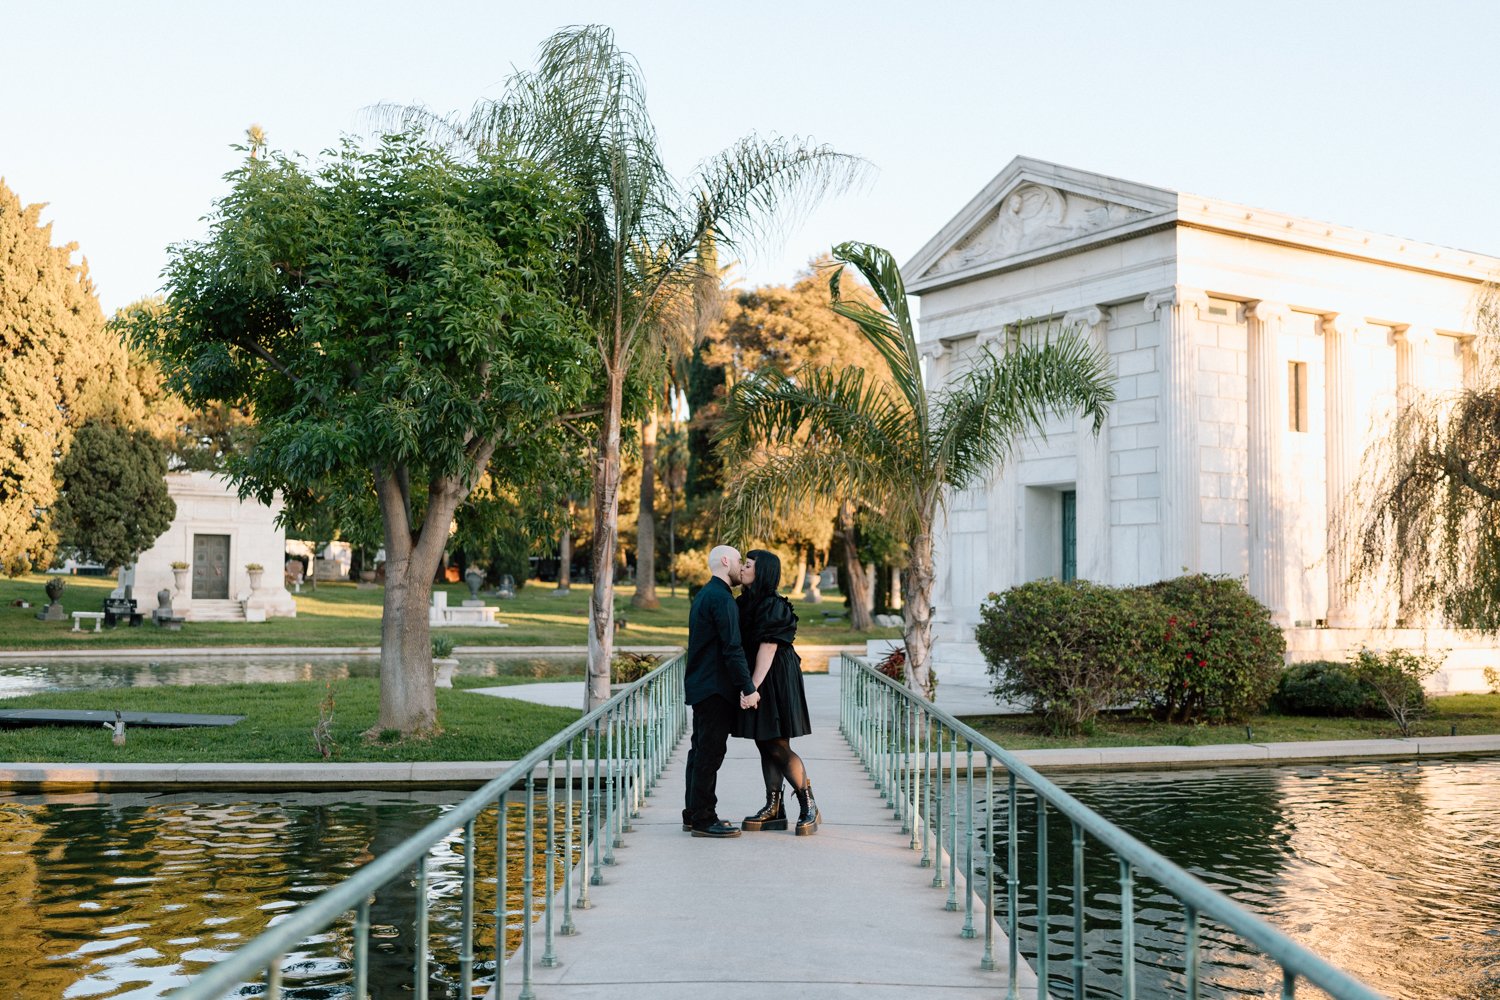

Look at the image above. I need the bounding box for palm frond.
[720,446,915,542]
[829,241,925,426]
[719,365,916,464]
[934,323,1115,491]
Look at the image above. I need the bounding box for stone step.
[188,600,245,623]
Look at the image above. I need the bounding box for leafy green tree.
[51,421,175,572]
[721,242,1115,695]
[381,26,863,708]
[0,180,127,574]
[133,132,593,735]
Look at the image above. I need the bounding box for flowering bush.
[874,647,906,681]
[1145,575,1284,723]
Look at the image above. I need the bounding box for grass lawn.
[0,674,584,763]
[0,574,898,650]
[960,693,1500,750]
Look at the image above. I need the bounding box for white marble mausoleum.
[908,157,1497,691]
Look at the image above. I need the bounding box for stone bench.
[71,612,105,633]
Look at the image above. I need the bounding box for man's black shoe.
[682,809,692,832]
[690,820,741,838]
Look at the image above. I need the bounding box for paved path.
[493,670,1038,1000]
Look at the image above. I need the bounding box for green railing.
[839,654,1386,1000]
[172,653,686,1000]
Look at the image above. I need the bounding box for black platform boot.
[742,786,787,831]
[794,783,820,836]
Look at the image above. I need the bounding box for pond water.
[0,788,569,999]
[997,756,1500,999]
[0,654,586,699]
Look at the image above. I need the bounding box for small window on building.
[1288,361,1308,432]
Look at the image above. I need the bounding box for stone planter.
[433,658,460,689]
[172,568,189,593]
[247,569,264,592]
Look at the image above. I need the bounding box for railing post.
[910,704,923,853]
[981,755,997,971]
[414,854,429,1000]
[931,725,946,889]
[1071,820,1086,999]
[1006,771,1019,1000]
[1184,904,1200,1000]
[946,727,959,911]
[520,782,536,1000]
[920,708,932,867]
[961,739,976,938]
[589,720,604,885]
[541,755,558,968]
[1037,797,1049,994]
[354,899,370,1000]
[1119,857,1135,1000]
[495,789,508,998]
[460,818,476,996]
[562,735,578,933]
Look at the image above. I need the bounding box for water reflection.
[990,757,1500,999]
[0,654,586,698]
[0,789,579,998]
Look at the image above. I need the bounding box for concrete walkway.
[494,672,1037,1000]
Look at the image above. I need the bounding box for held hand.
[740,690,761,710]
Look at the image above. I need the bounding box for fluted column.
[1322,312,1361,627]
[1245,300,1289,624]
[1145,286,1206,578]
[1065,305,1111,582]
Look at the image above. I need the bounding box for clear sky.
[4,0,1499,315]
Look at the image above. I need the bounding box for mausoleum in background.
[908,157,1496,690]
[132,472,297,622]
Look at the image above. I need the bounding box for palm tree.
[719,241,1115,695]
[374,26,864,708]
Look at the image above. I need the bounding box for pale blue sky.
[4,0,1498,315]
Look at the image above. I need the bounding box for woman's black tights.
[756,738,808,792]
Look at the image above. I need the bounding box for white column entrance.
[1245,300,1289,624]
[1145,286,1206,578]
[1321,312,1361,627]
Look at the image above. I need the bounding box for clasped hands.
[739,690,761,710]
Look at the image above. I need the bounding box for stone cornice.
[1143,286,1208,316]
[1319,313,1364,337]
[1063,305,1109,329]
[1243,300,1290,324]
[917,340,947,360]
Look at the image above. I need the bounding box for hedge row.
[975,575,1286,733]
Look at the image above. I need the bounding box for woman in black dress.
[733,549,820,835]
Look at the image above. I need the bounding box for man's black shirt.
[685,576,754,705]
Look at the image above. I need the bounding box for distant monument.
[35,578,66,621]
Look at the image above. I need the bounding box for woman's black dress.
[734,592,812,740]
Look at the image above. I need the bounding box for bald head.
[707,545,741,585]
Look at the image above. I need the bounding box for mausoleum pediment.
[904,157,1178,292]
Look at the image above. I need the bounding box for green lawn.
[0,674,584,763]
[0,574,897,650]
[960,693,1500,750]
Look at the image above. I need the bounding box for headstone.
[496,574,517,600]
[35,578,66,621]
[462,567,486,607]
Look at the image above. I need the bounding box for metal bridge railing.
[172,653,687,1000]
[839,654,1385,1000]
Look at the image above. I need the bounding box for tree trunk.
[863,562,877,614]
[587,364,626,711]
[903,518,937,698]
[805,553,823,603]
[889,566,903,611]
[632,408,660,610]
[372,470,465,736]
[837,500,873,631]
[554,500,572,594]
[788,547,808,599]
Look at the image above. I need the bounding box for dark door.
[192,534,230,599]
[1060,490,1077,582]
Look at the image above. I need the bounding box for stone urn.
[171,565,190,593]
[246,566,264,592]
[465,567,485,599]
[433,657,460,688]
[36,577,66,621]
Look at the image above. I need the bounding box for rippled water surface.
[0,653,585,698]
[992,757,1500,999]
[0,789,572,999]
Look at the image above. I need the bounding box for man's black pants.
[685,694,736,826]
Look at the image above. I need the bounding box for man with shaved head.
[682,544,759,837]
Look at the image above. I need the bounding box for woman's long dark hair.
[744,549,782,603]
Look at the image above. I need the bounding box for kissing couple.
[682,545,818,838]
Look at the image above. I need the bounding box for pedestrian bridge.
[171,656,1384,1000]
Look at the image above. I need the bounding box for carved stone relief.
[928,183,1152,276]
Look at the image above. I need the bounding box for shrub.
[1351,648,1437,737]
[1273,660,1378,716]
[874,646,906,682]
[431,636,456,659]
[611,652,658,684]
[1146,575,1285,724]
[976,580,1161,734]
